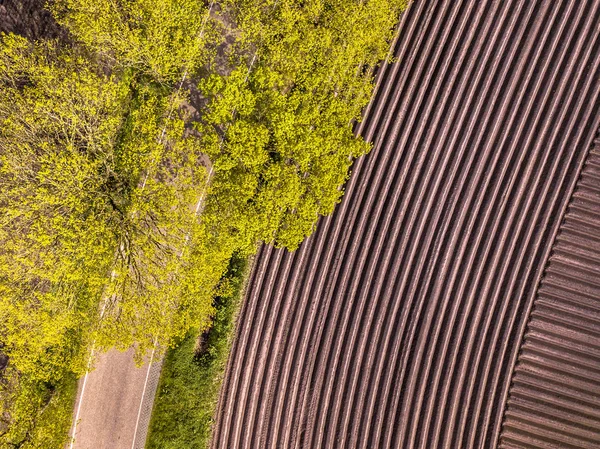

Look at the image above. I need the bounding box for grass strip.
[145,254,251,449]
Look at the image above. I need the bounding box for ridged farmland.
[212,1,600,448]
[500,138,600,449]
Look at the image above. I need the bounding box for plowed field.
[212,1,600,448]
[500,138,600,448]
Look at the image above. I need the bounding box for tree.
[94,88,214,354]
[0,33,215,377]
[197,0,406,250]
[0,33,127,448]
[0,34,128,380]
[51,0,219,82]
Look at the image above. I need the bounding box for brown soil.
[499,135,600,449]
[210,1,600,448]
[0,0,66,41]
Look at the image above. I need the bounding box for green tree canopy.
[0,33,211,447]
[199,0,406,250]
[0,34,126,381]
[51,0,218,82]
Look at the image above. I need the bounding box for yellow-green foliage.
[200,0,407,250]
[0,34,210,447]
[0,365,77,449]
[0,34,127,381]
[51,0,218,81]
[0,33,214,366]
[0,34,126,448]
[96,87,213,354]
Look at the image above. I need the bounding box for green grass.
[145,254,250,449]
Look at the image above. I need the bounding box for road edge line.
[130,346,157,449]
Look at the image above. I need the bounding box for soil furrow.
[211,1,600,447]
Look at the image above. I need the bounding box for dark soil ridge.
[499,134,600,448]
[211,1,600,448]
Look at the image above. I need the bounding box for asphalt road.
[69,348,162,449]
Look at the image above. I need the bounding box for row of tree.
[0,0,406,446]
[0,0,217,441]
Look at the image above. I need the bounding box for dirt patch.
[0,351,7,372]
[0,0,67,41]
